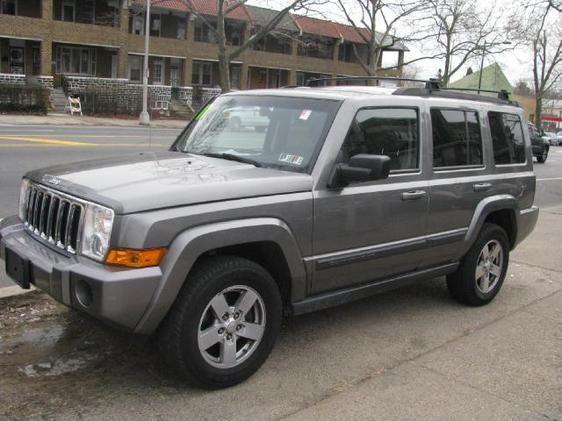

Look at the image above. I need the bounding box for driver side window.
[340,108,420,171]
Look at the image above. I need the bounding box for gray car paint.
[0,86,539,334]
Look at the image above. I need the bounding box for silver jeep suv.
[0,80,539,388]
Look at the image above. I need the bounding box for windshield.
[174,95,341,173]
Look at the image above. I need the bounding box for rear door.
[423,106,490,266]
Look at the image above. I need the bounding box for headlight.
[81,203,114,262]
[18,178,31,221]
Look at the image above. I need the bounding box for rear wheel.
[447,223,509,306]
[536,147,548,163]
[158,256,282,388]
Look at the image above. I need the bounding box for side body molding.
[463,194,519,253]
[134,218,307,334]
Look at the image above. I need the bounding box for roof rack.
[306,75,517,105]
[307,76,441,91]
[441,87,512,101]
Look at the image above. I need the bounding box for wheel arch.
[134,218,307,335]
[464,195,519,254]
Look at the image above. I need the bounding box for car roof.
[227,86,521,109]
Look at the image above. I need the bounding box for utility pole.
[477,41,486,95]
[139,0,151,126]
[478,41,511,94]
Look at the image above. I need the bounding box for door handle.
[401,190,427,201]
[473,183,492,192]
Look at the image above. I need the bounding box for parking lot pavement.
[1,209,561,420]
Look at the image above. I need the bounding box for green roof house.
[449,63,513,96]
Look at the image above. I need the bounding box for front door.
[152,60,164,85]
[312,105,429,294]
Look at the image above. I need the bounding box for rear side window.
[488,112,526,164]
[341,108,419,171]
[431,109,483,168]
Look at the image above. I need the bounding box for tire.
[158,256,282,388]
[536,148,548,163]
[447,223,509,306]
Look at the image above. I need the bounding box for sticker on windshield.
[279,153,304,166]
[299,109,312,121]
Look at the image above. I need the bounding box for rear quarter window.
[488,112,526,165]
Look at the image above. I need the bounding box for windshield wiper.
[200,152,263,167]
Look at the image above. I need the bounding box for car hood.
[26,152,313,214]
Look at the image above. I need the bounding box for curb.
[0,285,34,299]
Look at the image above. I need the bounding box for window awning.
[542,115,562,122]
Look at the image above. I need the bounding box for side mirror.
[328,154,391,188]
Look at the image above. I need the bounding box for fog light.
[75,280,93,308]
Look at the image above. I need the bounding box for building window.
[55,45,96,75]
[194,18,217,43]
[132,14,144,35]
[61,0,75,22]
[230,66,241,90]
[128,55,143,82]
[177,20,186,40]
[253,33,291,55]
[1,0,17,15]
[192,61,212,86]
[298,36,334,59]
[150,14,161,37]
[431,109,483,168]
[152,60,164,85]
[489,112,526,165]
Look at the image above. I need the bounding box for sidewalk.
[0,113,188,128]
[0,209,560,420]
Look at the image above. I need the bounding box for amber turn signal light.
[105,248,166,268]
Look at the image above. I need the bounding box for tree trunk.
[218,51,230,93]
[216,0,230,92]
[535,95,543,128]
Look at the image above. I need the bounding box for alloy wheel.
[197,285,266,369]
[475,239,504,294]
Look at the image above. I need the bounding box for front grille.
[23,183,84,254]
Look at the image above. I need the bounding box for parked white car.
[543,132,559,146]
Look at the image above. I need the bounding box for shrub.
[0,84,49,114]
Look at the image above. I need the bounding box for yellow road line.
[0,136,95,146]
[0,142,164,148]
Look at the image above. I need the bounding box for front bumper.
[0,216,161,332]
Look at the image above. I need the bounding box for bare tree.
[183,0,320,92]
[425,0,512,87]
[336,0,434,78]
[510,1,561,127]
[530,5,561,127]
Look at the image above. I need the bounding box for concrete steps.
[51,88,67,113]
[168,98,193,120]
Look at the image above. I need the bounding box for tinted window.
[341,108,419,171]
[431,109,483,167]
[489,112,526,164]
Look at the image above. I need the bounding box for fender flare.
[134,218,306,334]
[462,194,519,254]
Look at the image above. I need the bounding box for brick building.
[0,0,406,100]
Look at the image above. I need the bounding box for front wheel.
[158,256,282,388]
[447,223,509,306]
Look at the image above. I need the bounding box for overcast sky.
[247,0,560,86]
